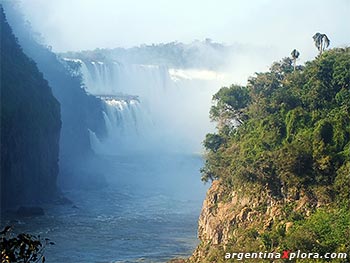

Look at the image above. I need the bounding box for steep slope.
[189,49,350,262]
[1,2,106,187]
[0,7,61,209]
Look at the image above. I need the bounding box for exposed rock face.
[188,180,316,263]
[197,181,228,245]
[0,7,61,210]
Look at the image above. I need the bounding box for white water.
[80,61,171,98]
[76,59,222,154]
[33,57,222,262]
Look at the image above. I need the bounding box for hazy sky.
[17,0,350,60]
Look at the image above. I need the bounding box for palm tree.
[291,49,300,71]
[313,33,330,55]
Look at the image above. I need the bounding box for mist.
[17,1,350,54]
[13,0,350,87]
[1,1,349,262]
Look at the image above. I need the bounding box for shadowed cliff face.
[0,7,61,209]
[1,2,107,188]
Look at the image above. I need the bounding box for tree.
[203,133,224,153]
[313,33,330,55]
[209,85,250,127]
[0,226,54,263]
[291,49,300,71]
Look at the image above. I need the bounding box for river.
[6,154,207,263]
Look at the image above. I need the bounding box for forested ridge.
[190,47,350,262]
[63,39,238,70]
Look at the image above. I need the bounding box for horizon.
[16,0,350,63]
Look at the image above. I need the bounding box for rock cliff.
[0,7,61,210]
[188,180,317,262]
[1,2,107,188]
[184,48,350,263]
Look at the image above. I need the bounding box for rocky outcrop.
[188,180,317,263]
[185,47,350,263]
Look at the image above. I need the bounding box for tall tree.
[313,32,330,55]
[291,49,300,71]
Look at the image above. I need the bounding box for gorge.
[63,56,223,155]
[1,3,226,262]
[1,2,349,263]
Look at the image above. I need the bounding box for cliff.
[1,2,106,188]
[186,48,350,263]
[189,180,317,262]
[0,7,61,209]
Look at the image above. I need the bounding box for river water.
[6,154,207,263]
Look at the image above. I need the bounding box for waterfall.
[88,129,103,154]
[68,58,221,154]
[87,96,154,154]
[79,61,171,98]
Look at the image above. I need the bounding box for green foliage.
[203,133,224,153]
[334,162,350,205]
[201,47,350,258]
[283,208,350,257]
[1,226,54,263]
[203,47,350,190]
[210,85,250,126]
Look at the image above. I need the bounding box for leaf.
[0,226,13,235]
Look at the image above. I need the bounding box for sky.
[17,0,349,54]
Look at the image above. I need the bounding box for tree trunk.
[293,58,296,71]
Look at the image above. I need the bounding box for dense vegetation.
[200,48,350,261]
[0,6,61,209]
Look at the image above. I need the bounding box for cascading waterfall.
[87,96,155,154]
[103,99,140,137]
[80,60,171,98]
[68,58,221,155]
